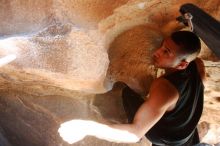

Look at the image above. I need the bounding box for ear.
[176,60,189,70]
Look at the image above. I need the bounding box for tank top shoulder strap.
[164,61,197,95]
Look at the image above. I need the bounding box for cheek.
[161,58,175,67]
[168,58,180,67]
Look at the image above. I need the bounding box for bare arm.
[124,78,179,138]
[195,57,206,82]
[58,78,179,144]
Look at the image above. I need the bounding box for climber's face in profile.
[152,37,186,69]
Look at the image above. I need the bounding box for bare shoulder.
[195,58,206,82]
[150,78,179,98]
[148,78,179,110]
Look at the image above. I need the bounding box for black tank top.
[146,61,204,145]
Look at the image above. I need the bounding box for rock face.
[0,0,54,36]
[0,23,110,93]
[0,0,220,146]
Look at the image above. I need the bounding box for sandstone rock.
[0,0,220,145]
[0,23,110,93]
[108,24,162,94]
[0,126,12,146]
[0,0,54,36]
[0,88,151,146]
[54,0,130,28]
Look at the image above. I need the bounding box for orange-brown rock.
[0,0,220,145]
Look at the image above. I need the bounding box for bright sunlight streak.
[58,119,139,144]
[0,54,16,67]
[0,36,23,67]
[58,120,90,144]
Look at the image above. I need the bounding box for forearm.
[87,121,140,143]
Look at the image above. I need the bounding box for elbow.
[135,136,143,143]
[128,134,142,143]
[129,124,144,143]
[132,132,142,143]
[125,130,142,143]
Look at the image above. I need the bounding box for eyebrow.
[165,46,171,53]
[163,41,173,54]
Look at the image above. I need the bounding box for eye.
[163,49,169,54]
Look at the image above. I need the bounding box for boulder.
[0,0,220,145]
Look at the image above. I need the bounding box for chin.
[153,64,159,68]
[153,63,161,68]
